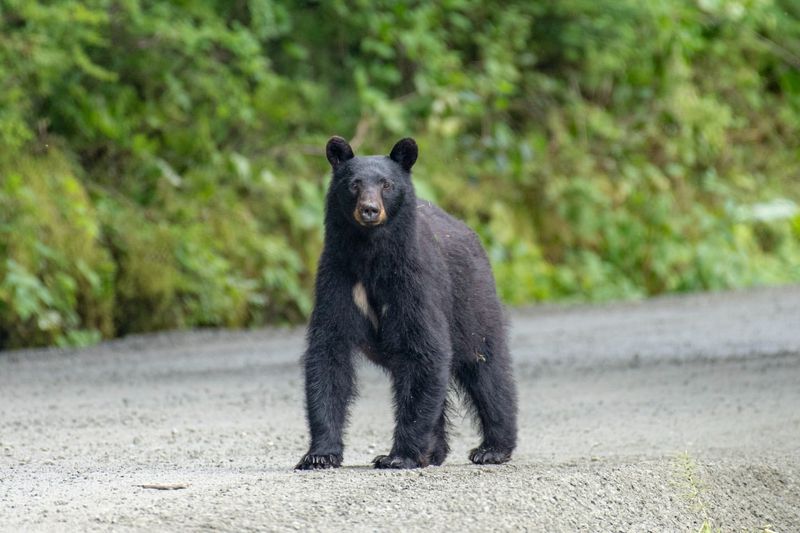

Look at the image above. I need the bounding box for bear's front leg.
[296,270,365,471]
[373,354,450,469]
[295,335,356,470]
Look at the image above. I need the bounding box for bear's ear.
[326,136,355,169]
[389,137,418,172]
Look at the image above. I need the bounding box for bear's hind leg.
[457,343,517,465]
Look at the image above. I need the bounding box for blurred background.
[1,0,799,350]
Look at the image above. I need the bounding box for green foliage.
[1,0,799,348]
[0,153,114,347]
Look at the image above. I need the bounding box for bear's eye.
[382,180,392,190]
[349,180,361,193]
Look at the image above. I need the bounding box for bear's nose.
[360,203,380,223]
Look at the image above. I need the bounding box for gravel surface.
[1,286,799,532]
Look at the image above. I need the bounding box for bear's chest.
[352,281,385,332]
[353,281,397,364]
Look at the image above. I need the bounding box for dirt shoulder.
[1,286,799,531]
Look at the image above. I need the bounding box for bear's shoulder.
[415,200,482,253]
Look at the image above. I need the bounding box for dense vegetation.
[2,0,800,349]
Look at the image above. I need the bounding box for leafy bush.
[1,0,799,348]
[0,153,114,347]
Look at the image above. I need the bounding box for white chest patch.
[353,282,379,331]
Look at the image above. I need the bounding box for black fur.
[295,137,518,470]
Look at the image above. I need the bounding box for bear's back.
[415,200,488,267]
[415,200,504,359]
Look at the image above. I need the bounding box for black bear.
[295,137,517,470]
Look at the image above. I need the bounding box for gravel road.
[2,286,799,532]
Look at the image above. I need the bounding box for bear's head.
[325,136,417,229]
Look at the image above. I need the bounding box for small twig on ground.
[135,483,189,491]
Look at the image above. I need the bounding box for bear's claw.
[372,454,421,469]
[468,447,512,465]
[295,453,342,470]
